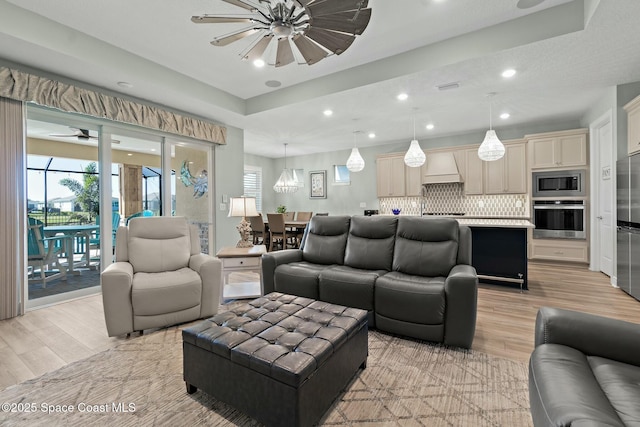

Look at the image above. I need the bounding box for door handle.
[597,216,603,220]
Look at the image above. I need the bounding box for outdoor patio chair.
[27,217,67,288]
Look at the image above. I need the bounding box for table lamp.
[228,197,259,248]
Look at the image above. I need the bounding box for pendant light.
[346,131,365,172]
[478,93,505,161]
[404,110,426,167]
[273,143,298,193]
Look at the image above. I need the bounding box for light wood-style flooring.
[2,261,640,391]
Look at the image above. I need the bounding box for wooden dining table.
[262,219,309,249]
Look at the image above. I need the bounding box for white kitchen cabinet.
[624,94,640,155]
[529,239,588,263]
[405,162,424,196]
[376,155,406,197]
[484,143,527,194]
[528,129,588,169]
[463,149,484,195]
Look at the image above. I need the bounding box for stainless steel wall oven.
[533,200,585,239]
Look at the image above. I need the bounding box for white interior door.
[594,113,614,277]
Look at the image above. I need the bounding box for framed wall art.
[309,170,327,199]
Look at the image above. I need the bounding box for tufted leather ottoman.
[182,292,368,427]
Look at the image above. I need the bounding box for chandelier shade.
[346,148,365,172]
[478,130,506,161]
[404,140,426,167]
[478,94,505,161]
[404,111,426,167]
[273,143,299,193]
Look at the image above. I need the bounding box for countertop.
[454,218,534,228]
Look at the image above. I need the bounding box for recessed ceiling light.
[117,81,133,89]
[397,93,409,101]
[127,153,133,156]
[323,109,333,116]
[150,148,156,152]
[502,69,517,78]
[368,132,376,138]
[253,59,265,68]
[426,124,435,130]
[265,80,281,88]
[500,113,510,119]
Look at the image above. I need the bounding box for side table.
[215,245,267,304]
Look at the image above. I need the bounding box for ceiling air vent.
[436,82,460,91]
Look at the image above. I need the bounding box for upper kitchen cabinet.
[527,129,588,169]
[463,149,484,195]
[624,94,640,155]
[484,141,527,194]
[376,154,406,197]
[405,162,424,197]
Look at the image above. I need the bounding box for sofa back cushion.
[127,216,191,273]
[302,216,351,265]
[393,217,459,277]
[345,216,397,271]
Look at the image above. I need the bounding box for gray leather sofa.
[261,215,478,348]
[529,307,640,426]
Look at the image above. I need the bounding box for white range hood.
[422,151,463,184]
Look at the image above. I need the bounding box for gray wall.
[214,125,245,250]
[250,119,581,216]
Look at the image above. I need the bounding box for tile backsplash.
[379,183,529,218]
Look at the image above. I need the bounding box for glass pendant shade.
[346,147,365,172]
[404,139,426,167]
[273,143,299,193]
[273,168,298,193]
[478,129,505,161]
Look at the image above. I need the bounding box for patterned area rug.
[0,326,532,426]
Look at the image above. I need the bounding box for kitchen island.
[455,218,535,291]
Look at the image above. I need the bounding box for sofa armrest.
[101,262,134,337]
[535,307,640,366]
[261,249,303,294]
[190,254,222,318]
[443,264,478,349]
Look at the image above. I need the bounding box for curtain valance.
[0,67,226,144]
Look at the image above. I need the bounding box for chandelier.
[273,143,298,193]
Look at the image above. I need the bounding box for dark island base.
[470,227,528,291]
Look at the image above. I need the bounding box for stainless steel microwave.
[532,169,585,198]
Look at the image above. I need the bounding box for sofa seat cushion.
[318,265,386,312]
[274,262,332,300]
[589,356,640,425]
[529,344,626,427]
[132,267,202,316]
[375,271,446,325]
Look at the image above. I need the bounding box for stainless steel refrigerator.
[617,153,640,301]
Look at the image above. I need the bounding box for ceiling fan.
[191,0,372,67]
[49,128,120,143]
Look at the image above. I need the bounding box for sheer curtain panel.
[0,96,25,319]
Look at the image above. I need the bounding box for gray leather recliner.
[101,216,222,337]
[262,215,478,348]
[529,307,640,426]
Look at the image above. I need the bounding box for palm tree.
[59,162,99,221]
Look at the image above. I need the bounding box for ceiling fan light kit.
[192,0,372,67]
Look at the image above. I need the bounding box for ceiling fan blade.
[305,27,355,54]
[292,34,328,65]
[310,9,371,35]
[211,27,260,46]
[241,33,273,61]
[307,0,369,17]
[191,15,254,24]
[222,0,259,12]
[275,38,294,67]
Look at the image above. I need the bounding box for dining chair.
[293,211,312,246]
[248,214,267,245]
[266,213,294,252]
[315,213,329,216]
[283,212,295,221]
[27,217,67,287]
[90,212,121,254]
[295,211,312,221]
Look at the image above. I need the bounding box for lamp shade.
[404,139,426,167]
[346,147,365,172]
[273,169,298,193]
[228,197,259,218]
[477,130,505,161]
